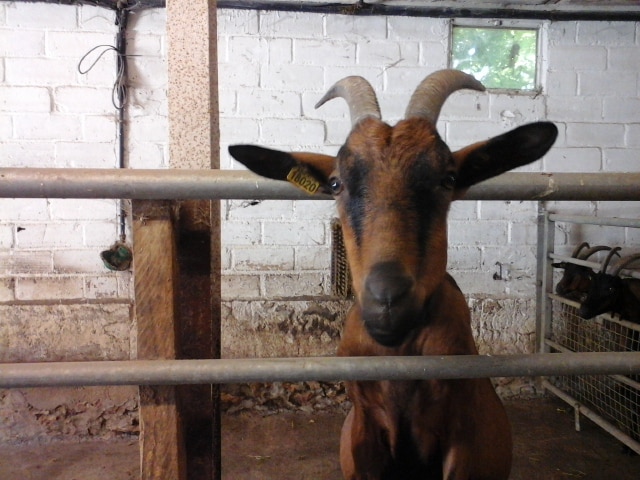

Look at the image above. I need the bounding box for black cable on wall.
[21,0,639,22]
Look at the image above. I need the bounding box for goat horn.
[405,69,485,123]
[600,247,622,273]
[580,245,611,260]
[572,242,591,258]
[611,253,640,276]
[315,76,381,127]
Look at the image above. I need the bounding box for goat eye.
[441,174,456,190]
[328,177,343,195]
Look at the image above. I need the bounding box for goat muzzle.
[360,261,420,347]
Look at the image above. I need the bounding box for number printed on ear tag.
[287,166,320,195]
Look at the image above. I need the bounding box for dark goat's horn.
[315,76,381,126]
[600,247,622,273]
[572,242,590,258]
[405,69,485,123]
[611,253,640,276]
[580,245,611,260]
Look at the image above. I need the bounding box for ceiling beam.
[12,0,640,21]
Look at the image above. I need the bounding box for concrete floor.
[1,397,639,479]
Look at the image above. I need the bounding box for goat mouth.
[577,305,597,319]
[361,304,419,347]
[364,323,409,347]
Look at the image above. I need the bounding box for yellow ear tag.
[286,166,321,195]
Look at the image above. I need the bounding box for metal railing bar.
[548,214,640,228]
[547,293,581,309]
[2,169,640,201]
[1,353,639,389]
[543,340,640,390]
[548,253,600,270]
[544,338,574,353]
[547,295,640,333]
[548,253,640,280]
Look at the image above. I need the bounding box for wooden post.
[175,200,219,479]
[133,200,185,480]
[166,0,221,479]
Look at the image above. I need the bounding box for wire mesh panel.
[550,300,640,354]
[547,298,640,444]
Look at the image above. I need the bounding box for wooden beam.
[133,200,185,480]
[176,200,219,479]
[167,0,221,478]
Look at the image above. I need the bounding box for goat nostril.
[365,263,413,305]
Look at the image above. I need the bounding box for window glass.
[451,26,538,91]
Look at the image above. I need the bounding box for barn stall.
[1,0,640,478]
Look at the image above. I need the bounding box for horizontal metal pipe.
[545,299,640,334]
[549,214,640,228]
[2,169,640,201]
[549,252,640,281]
[548,253,600,270]
[1,353,639,389]
[543,341,640,390]
[0,168,317,200]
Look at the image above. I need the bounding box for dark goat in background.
[553,243,616,301]
[578,249,640,324]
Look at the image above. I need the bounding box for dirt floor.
[1,397,639,479]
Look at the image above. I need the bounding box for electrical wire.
[78,44,127,111]
[77,8,131,245]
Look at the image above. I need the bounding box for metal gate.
[537,210,640,454]
[3,169,640,477]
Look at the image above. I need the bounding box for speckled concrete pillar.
[167,0,219,170]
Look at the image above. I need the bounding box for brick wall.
[0,4,131,304]
[1,4,640,426]
[2,2,640,339]
[218,11,640,302]
[0,4,139,442]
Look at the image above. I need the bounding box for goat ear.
[452,122,558,196]
[228,145,336,195]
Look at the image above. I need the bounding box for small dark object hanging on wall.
[100,242,133,271]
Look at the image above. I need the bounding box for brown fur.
[332,120,514,479]
[338,277,512,479]
[229,100,557,480]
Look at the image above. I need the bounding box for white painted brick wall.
[126,7,168,171]
[0,3,130,302]
[2,4,640,307]
[217,13,640,300]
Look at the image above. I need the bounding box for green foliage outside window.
[451,26,538,91]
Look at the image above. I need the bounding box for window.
[451,22,539,91]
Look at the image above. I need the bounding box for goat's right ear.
[229,145,336,195]
[452,122,558,195]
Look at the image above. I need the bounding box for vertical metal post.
[536,202,555,355]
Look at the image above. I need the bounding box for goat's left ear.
[228,145,336,195]
[452,122,558,197]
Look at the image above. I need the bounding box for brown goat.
[229,69,558,480]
